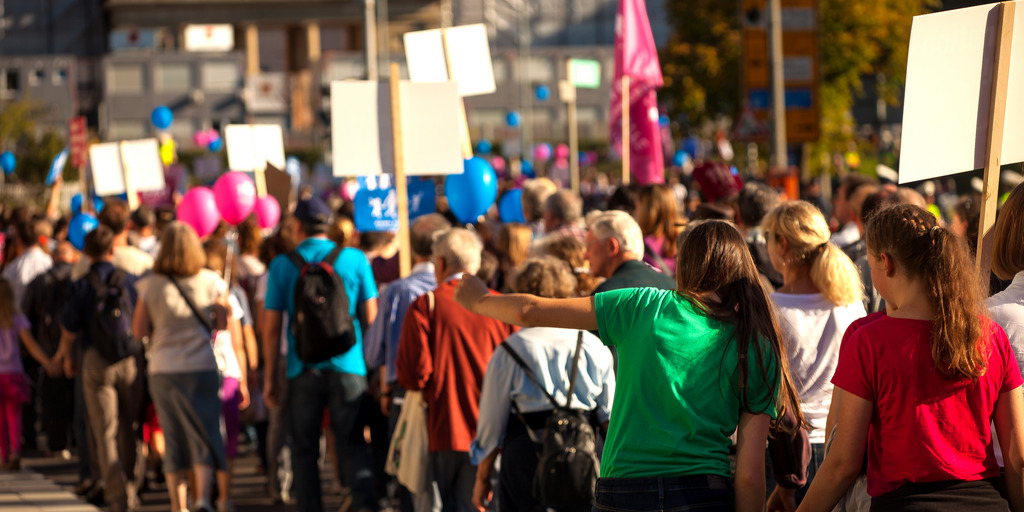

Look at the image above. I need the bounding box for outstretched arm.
[454,275,598,331]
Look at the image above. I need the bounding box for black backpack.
[502,331,600,511]
[85,269,138,363]
[287,246,356,364]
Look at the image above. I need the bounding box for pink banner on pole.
[610,0,665,185]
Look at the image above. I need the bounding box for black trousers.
[40,373,75,452]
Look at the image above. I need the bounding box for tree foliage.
[660,0,938,150]
[0,98,71,184]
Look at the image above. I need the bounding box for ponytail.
[809,242,864,307]
[866,205,986,380]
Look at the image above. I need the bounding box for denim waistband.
[596,474,732,494]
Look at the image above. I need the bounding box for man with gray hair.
[397,228,517,512]
[586,210,676,294]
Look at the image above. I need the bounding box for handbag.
[384,291,434,494]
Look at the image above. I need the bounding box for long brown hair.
[866,204,986,380]
[543,235,600,295]
[993,182,1024,280]
[675,220,805,430]
[0,278,15,329]
[636,184,681,260]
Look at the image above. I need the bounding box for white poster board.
[403,24,496,97]
[331,81,463,177]
[899,3,1024,183]
[89,139,165,196]
[225,124,286,172]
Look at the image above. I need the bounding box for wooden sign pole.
[252,129,268,198]
[976,0,1016,294]
[390,62,412,278]
[439,29,475,159]
[118,142,140,211]
[621,75,631,186]
[566,60,581,195]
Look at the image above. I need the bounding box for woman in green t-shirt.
[455,220,804,512]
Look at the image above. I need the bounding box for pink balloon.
[340,181,360,201]
[490,156,506,174]
[554,157,569,169]
[555,143,570,159]
[213,172,257,225]
[254,196,281,229]
[533,143,552,162]
[193,131,210,147]
[177,187,220,238]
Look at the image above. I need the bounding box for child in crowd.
[798,204,1024,511]
[0,278,57,469]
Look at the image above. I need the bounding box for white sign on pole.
[225,124,286,172]
[404,24,496,97]
[899,3,1024,183]
[88,139,165,196]
[183,24,235,52]
[331,81,463,177]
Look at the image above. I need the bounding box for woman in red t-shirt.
[797,204,1024,511]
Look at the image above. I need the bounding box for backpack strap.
[86,271,106,297]
[564,331,584,409]
[170,276,214,337]
[286,250,306,271]
[322,245,344,267]
[501,343,560,409]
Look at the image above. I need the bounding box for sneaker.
[216,501,237,512]
[6,455,20,471]
[74,479,95,496]
[190,500,214,512]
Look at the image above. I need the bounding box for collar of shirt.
[411,261,435,276]
[445,272,466,283]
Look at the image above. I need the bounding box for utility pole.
[365,0,378,80]
[768,0,788,168]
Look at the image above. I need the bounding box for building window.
[29,69,44,87]
[53,68,68,86]
[107,119,148,140]
[108,65,146,94]
[525,57,554,82]
[201,62,240,93]
[4,70,20,93]
[156,63,193,92]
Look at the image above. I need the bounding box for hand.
[63,356,78,378]
[44,358,62,378]
[239,383,251,410]
[264,378,278,409]
[472,477,493,511]
[454,275,490,312]
[766,485,797,512]
[380,394,392,417]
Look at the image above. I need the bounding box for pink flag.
[610,0,665,185]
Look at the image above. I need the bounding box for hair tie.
[818,242,828,250]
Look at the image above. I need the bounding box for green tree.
[0,98,71,183]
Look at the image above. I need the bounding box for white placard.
[442,24,497,96]
[183,24,235,52]
[89,139,165,196]
[331,81,463,177]
[899,4,1024,183]
[403,31,449,84]
[404,24,496,97]
[225,124,286,172]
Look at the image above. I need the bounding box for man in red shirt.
[397,228,517,512]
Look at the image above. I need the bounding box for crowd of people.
[0,162,1022,512]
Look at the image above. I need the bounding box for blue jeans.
[594,475,734,512]
[288,369,376,512]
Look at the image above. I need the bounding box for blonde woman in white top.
[762,200,866,508]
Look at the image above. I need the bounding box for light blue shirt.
[264,237,378,379]
[364,261,437,384]
[469,327,615,465]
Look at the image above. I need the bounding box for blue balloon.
[72,194,105,215]
[150,105,174,130]
[506,111,522,128]
[683,136,699,158]
[672,150,689,168]
[535,85,551,101]
[0,151,16,175]
[445,157,498,224]
[498,189,526,223]
[521,159,535,178]
[68,213,99,251]
[578,151,589,166]
[475,140,492,154]
[659,114,670,127]
[207,138,224,152]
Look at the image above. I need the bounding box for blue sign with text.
[353,178,436,232]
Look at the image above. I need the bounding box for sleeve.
[61,281,84,333]
[363,288,390,369]
[264,256,289,312]
[228,294,244,321]
[831,329,875,401]
[396,295,432,391]
[992,322,1024,392]
[357,253,378,305]
[595,351,616,423]
[14,314,30,333]
[594,288,644,348]
[470,347,515,465]
[256,273,269,303]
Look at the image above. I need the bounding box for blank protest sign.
[225,124,286,172]
[404,24,496,97]
[900,4,1024,183]
[89,139,165,196]
[331,81,462,177]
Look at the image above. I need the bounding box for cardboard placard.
[899,3,1024,183]
[264,163,294,214]
[404,24,496,97]
[225,124,287,172]
[331,81,463,177]
[89,139,165,197]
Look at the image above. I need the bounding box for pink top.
[832,312,1022,496]
[0,314,29,374]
